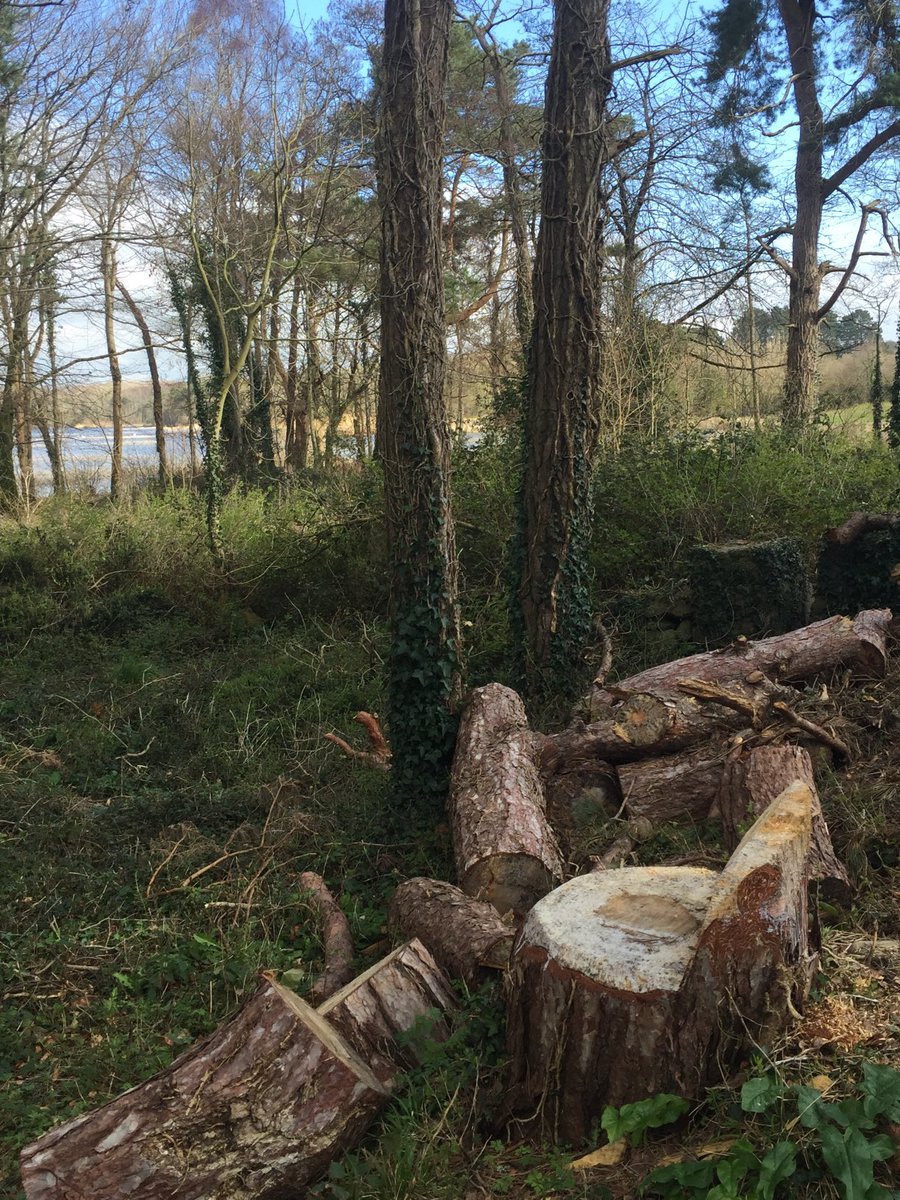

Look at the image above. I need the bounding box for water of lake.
[28,426,195,491]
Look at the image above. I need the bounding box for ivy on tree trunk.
[376,0,462,801]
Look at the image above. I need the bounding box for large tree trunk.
[506,781,816,1143]
[450,683,563,916]
[20,977,389,1200]
[377,0,462,799]
[101,234,124,501]
[586,610,891,708]
[517,0,612,683]
[779,0,824,427]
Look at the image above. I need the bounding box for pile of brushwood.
[20,606,900,1199]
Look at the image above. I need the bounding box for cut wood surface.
[300,870,355,1004]
[717,745,852,898]
[389,876,516,982]
[21,977,389,1200]
[318,938,456,1083]
[450,683,563,916]
[675,780,817,1094]
[506,783,816,1144]
[588,610,891,707]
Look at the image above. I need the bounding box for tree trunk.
[318,938,457,1083]
[516,0,612,684]
[101,234,124,501]
[284,274,307,472]
[389,877,516,982]
[586,610,891,708]
[618,746,728,823]
[506,781,816,1143]
[450,683,563,916]
[377,0,462,800]
[717,744,851,898]
[20,977,389,1200]
[118,281,169,486]
[779,0,823,427]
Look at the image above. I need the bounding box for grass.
[2,432,900,1199]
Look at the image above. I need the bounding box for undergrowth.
[1,431,899,1198]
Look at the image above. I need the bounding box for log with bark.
[824,512,900,545]
[505,782,816,1144]
[618,745,729,823]
[450,683,563,916]
[300,870,356,1004]
[389,877,516,982]
[318,938,457,1083]
[21,977,390,1200]
[585,610,891,711]
[717,744,852,899]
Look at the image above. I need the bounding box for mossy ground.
[2,433,900,1199]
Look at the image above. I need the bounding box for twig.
[325,711,391,768]
[772,702,851,761]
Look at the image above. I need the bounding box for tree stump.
[450,683,563,915]
[688,537,811,644]
[21,978,389,1200]
[389,877,516,983]
[318,938,457,1083]
[506,782,815,1145]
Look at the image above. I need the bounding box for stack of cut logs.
[20,610,891,1194]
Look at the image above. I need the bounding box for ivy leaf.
[741,1075,783,1113]
[755,1141,797,1200]
[818,1124,895,1200]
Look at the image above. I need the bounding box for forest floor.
[2,432,900,1199]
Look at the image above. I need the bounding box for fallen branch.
[325,711,392,768]
[300,871,356,1004]
[771,701,851,761]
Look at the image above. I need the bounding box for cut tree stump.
[505,782,816,1144]
[687,537,811,644]
[450,683,563,916]
[585,610,891,710]
[318,938,457,1083]
[389,877,516,982]
[21,977,389,1200]
[717,744,852,899]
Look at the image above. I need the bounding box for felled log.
[618,745,728,823]
[300,870,355,1004]
[450,683,563,916]
[505,782,815,1144]
[318,938,457,1083]
[825,512,900,545]
[674,780,818,1094]
[389,877,516,982]
[717,744,852,898]
[21,977,389,1200]
[587,610,891,708]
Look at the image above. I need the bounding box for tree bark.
[506,781,816,1143]
[377,0,462,798]
[587,611,891,707]
[101,233,124,501]
[517,0,612,682]
[618,746,728,823]
[717,744,851,898]
[450,683,563,916]
[300,871,356,1005]
[20,977,389,1200]
[118,281,169,486]
[389,877,516,982]
[318,938,457,1083]
[778,0,823,427]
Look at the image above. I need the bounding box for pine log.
[450,683,563,916]
[389,877,516,982]
[717,745,852,899]
[318,938,457,1083]
[299,870,356,1004]
[825,512,900,545]
[505,783,815,1144]
[618,745,728,823]
[673,780,818,1094]
[21,978,389,1200]
[587,610,891,708]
